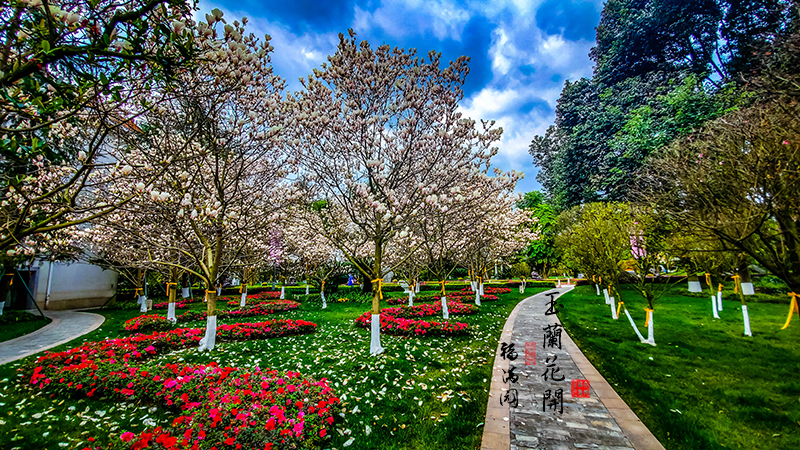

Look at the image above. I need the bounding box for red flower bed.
[24,320,332,450]
[355,299,474,336]
[153,296,235,310]
[124,303,302,332]
[124,315,174,332]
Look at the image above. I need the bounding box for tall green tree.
[517,191,559,275]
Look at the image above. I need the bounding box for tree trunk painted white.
[240,290,246,307]
[139,295,148,313]
[623,309,646,341]
[557,279,562,288]
[741,282,755,295]
[45,262,54,308]
[204,291,208,302]
[369,314,384,355]
[470,281,477,291]
[519,284,524,294]
[198,315,217,351]
[567,278,571,285]
[167,302,177,323]
[216,286,222,296]
[280,286,285,299]
[688,281,702,292]
[0,301,4,315]
[712,296,720,319]
[408,290,414,306]
[717,292,723,311]
[415,280,420,293]
[596,284,600,296]
[603,289,611,305]
[182,287,190,298]
[321,290,327,309]
[475,289,481,306]
[441,296,449,319]
[643,310,656,346]
[610,297,618,319]
[479,282,484,296]
[742,305,753,336]
[305,281,309,296]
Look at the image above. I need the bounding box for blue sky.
[198,0,603,194]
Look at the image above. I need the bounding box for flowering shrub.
[355,299,474,336]
[124,303,302,332]
[123,315,174,332]
[24,320,333,450]
[153,296,234,310]
[225,291,286,306]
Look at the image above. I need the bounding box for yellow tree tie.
[371,279,383,299]
[718,283,723,293]
[321,280,326,292]
[166,282,178,294]
[644,308,653,327]
[732,275,741,293]
[205,290,215,294]
[134,288,142,295]
[705,273,711,287]
[239,284,247,293]
[477,276,482,292]
[781,293,800,330]
[616,301,623,317]
[439,280,446,296]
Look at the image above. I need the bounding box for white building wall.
[35,261,118,310]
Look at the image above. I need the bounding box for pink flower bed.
[24,320,333,450]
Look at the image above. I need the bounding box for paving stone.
[0,309,105,365]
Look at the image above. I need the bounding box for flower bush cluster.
[225,291,284,307]
[355,299,475,336]
[124,303,302,332]
[153,296,235,310]
[25,319,333,450]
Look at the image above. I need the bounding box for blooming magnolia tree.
[458,189,537,297]
[94,12,291,351]
[286,31,502,354]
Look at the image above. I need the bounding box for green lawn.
[557,285,800,450]
[0,312,51,343]
[0,286,549,450]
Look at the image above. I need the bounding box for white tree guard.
[712,296,720,319]
[623,309,646,341]
[305,282,309,296]
[643,310,656,346]
[610,297,618,319]
[167,303,177,323]
[470,281,477,291]
[280,286,285,299]
[479,282,484,296]
[717,292,723,311]
[742,305,753,336]
[596,284,600,296]
[139,295,148,313]
[408,291,414,306]
[321,291,327,309]
[182,287,190,298]
[370,314,384,355]
[240,291,246,307]
[441,296,449,320]
[475,289,481,306]
[741,282,755,295]
[415,281,420,293]
[198,315,217,351]
[603,289,611,305]
[688,281,702,292]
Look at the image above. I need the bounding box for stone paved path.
[482,288,665,450]
[0,309,105,365]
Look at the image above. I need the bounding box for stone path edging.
[0,310,105,366]
[481,287,664,450]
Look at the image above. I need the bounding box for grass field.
[557,285,800,450]
[0,312,51,343]
[0,285,549,450]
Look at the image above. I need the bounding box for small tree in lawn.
[555,202,631,318]
[287,31,502,354]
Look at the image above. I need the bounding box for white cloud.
[353,0,470,41]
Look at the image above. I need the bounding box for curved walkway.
[0,309,105,365]
[482,287,665,450]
